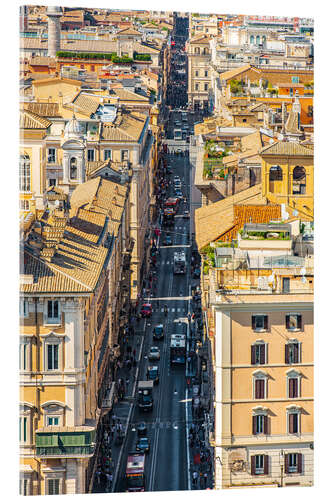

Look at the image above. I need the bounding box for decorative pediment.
[252,370,267,378]
[40,331,65,339]
[62,139,85,151]
[286,369,301,377]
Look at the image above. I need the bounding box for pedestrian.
[192,470,198,486]
[126,378,130,391]
[110,425,115,441]
[106,472,113,491]
[96,467,101,486]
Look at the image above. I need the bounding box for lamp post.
[280,450,284,487]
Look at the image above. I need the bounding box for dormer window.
[70,157,78,180]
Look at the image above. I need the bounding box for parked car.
[148,346,160,361]
[141,303,152,318]
[137,422,147,436]
[183,210,190,218]
[153,324,164,340]
[146,365,159,385]
[136,437,150,453]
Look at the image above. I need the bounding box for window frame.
[47,416,60,426]
[19,337,31,372]
[287,410,300,434]
[87,148,95,162]
[103,149,112,161]
[44,300,61,325]
[253,372,268,399]
[121,149,129,162]
[47,478,61,495]
[286,314,302,331]
[285,452,302,474]
[48,148,56,164]
[19,155,31,192]
[251,341,267,365]
[252,314,268,332]
[46,343,59,371]
[285,341,301,364]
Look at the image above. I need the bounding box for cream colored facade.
[187,35,212,111]
[207,262,314,489]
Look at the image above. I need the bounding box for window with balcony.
[19,155,31,192]
[285,453,302,474]
[251,342,267,365]
[104,149,112,161]
[251,454,268,475]
[48,148,56,163]
[252,315,268,332]
[285,341,301,364]
[87,149,95,162]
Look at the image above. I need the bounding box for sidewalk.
[91,330,144,494]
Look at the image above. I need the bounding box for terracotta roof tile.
[20,109,52,129]
[260,141,313,157]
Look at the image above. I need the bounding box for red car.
[141,303,152,318]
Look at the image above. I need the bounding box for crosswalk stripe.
[172,308,175,312]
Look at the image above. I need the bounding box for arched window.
[269,165,283,181]
[292,166,306,194]
[195,47,200,55]
[256,35,260,45]
[70,157,78,180]
[262,35,266,45]
[19,155,31,192]
[250,35,254,44]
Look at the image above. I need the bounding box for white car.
[148,346,160,361]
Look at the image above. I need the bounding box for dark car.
[136,437,150,453]
[163,234,172,246]
[137,422,147,436]
[153,324,164,340]
[193,267,201,279]
[146,365,159,385]
[141,303,152,318]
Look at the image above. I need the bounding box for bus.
[126,453,145,492]
[174,128,182,140]
[173,251,186,274]
[170,334,186,365]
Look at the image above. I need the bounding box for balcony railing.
[35,427,96,457]
[36,445,95,457]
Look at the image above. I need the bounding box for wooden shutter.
[255,379,264,399]
[294,342,300,363]
[251,455,256,475]
[285,454,289,473]
[251,345,256,365]
[260,344,266,364]
[286,315,290,329]
[285,344,289,364]
[289,378,294,398]
[297,315,302,330]
[289,413,294,433]
[252,415,257,435]
[297,453,302,474]
[263,455,269,475]
[263,415,268,434]
[252,316,256,330]
[264,315,268,330]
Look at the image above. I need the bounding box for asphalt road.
[114,143,192,493]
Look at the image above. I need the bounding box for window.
[288,377,299,398]
[254,378,266,399]
[20,477,31,496]
[19,155,31,192]
[49,178,56,187]
[285,342,300,364]
[204,83,208,91]
[195,83,199,91]
[251,343,266,365]
[195,70,199,77]
[204,70,208,77]
[307,105,313,117]
[282,277,290,293]
[252,414,268,435]
[286,314,302,331]
[47,478,60,495]
[292,76,299,84]
[47,300,60,323]
[21,300,29,318]
[250,35,255,44]
[104,149,112,161]
[285,453,302,474]
[288,412,299,434]
[252,315,268,332]
[19,340,30,371]
[121,150,129,161]
[70,157,77,180]
[293,166,306,195]
[242,118,247,123]
[47,344,59,371]
[47,416,59,426]
[251,455,268,475]
[256,35,260,45]
[48,148,56,163]
[269,165,283,181]
[87,149,95,162]
[19,416,27,443]
[19,200,30,211]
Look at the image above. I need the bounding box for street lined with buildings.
[19,6,313,495]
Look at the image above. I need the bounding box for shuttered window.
[252,315,268,331]
[288,378,299,398]
[251,343,266,364]
[285,342,300,364]
[285,453,302,474]
[255,379,265,399]
[288,412,299,434]
[286,314,302,330]
[252,414,268,435]
[48,478,60,495]
[251,455,269,475]
[47,344,59,371]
